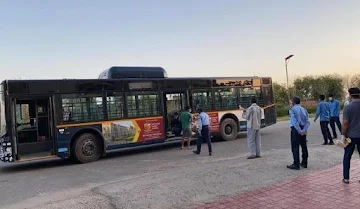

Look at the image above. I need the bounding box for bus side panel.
[0,134,14,162]
[103,117,165,150]
[191,112,221,133]
[264,105,277,126]
[216,108,270,132]
[56,116,165,156]
[56,124,102,159]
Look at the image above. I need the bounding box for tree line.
[274,74,360,117]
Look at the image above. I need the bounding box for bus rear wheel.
[220,118,238,141]
[72,133,102,164]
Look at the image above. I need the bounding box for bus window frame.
[213,87,239,110]
[60,92,105,124]
[105,91,126,120]
[191,89,213,111]
[124,90,162,119]
[238,86,263,108]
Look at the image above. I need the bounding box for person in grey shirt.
[244,97,262,159]
[342,87,360,184]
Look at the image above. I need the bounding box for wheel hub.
[225,124,233,135]
[82,139,97,157]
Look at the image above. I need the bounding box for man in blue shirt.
[328,94,342,139]
[193,108,212,156]
[314,95,333,145]
[287,96,310,170]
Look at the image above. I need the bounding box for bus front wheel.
[71,133,102,163]
[220,118,238,141]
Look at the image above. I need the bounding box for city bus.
[0,66,276,164]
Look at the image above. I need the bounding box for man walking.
[193,108,212,156]
[245,97,262,159]
[179,106,192,149]
[287,96,310,170]
[328,94,342,139]
[342,87,360,184]
[314,95,333,145]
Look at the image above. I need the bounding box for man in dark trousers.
[314,95,333,145]
[287,96,310,170]
[193,108,212,156]
[328,94,342,139]
[342,87,360,184]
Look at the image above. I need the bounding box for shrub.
[276,105,289,117]
[303,106,317,115]
[276,105,317,118]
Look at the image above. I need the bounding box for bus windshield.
[0,83,6,136]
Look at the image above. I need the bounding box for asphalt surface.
[0,120,348,209]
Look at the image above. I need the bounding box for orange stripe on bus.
[18,155,57,162]
[56,116,163,129]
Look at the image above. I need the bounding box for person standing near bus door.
[287,96,310,170]
[314,95,333,145]
[244,97,262,159]
[171,112,182,136]
[180,106,192,149]
[193,108,212,156]
[328,94,342,139]
[342,87,360,184]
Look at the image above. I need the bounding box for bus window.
[214,88,238,110]
[15,103,32,132]
[166,93,186,113]
[239,87,262,108]
[192,90,212,111]
[126,93,160,117]
[106,93,124,120]
[62,94,104,122]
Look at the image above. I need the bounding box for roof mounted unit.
[99,66,167,79]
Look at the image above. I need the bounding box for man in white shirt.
[244,97,262,159]
[193,108,212,156]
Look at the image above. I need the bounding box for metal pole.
[285,59,291,108]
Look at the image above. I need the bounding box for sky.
[1,0,359,83]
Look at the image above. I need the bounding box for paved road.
[0,120,346,209]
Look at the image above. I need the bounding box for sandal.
[343,179,349,184]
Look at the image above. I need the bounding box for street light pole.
[285,54,294,108]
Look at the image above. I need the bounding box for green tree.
[293,76,315,100]
[293,75,344,100]
[350,74,360,88]
[273,82,288,105]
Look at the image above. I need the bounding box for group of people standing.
[285,92,349,170]
[174,87,360,184]
[243,87,360,185]
[314,94,342,145]
[285,87,360,184]
[172,106,212,156]
[175,98,261,158]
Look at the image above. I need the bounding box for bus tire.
[220,118,238,141]
[71,133,102,164]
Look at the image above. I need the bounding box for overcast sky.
[1,0,359,83]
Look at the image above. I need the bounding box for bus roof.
[2,76,270,83]
[2,77,272,95]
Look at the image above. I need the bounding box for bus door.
[12,97,55,161]
[163,91,189,139]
